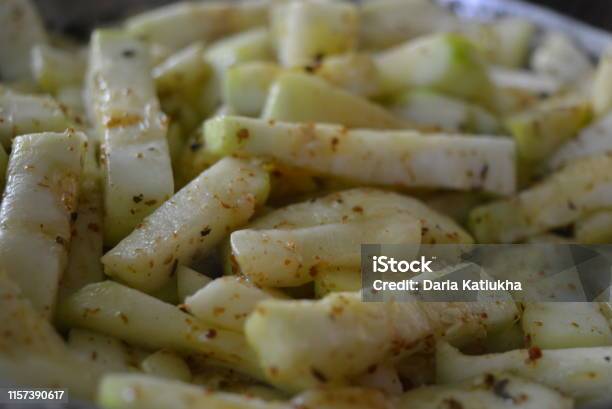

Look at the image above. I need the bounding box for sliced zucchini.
[262,72,404,129]
[205,116,516,195]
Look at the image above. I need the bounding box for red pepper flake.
[527,346,542,362]
[205,329,217,339]
[200,226,212,237]
[237,128,250,141]
[352,206,363,213]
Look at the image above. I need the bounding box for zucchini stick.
[245,292,517,391]
[436,342,612,404]
[99,374,289,409]
[57,281,263,380]
[398,373,571,409]
[185,276,285,332]
[87,29,174,246]
[0,0,47,81]
[0,131,85,317]
[469,155,612,243]
[204,116,516,195]
[375,33,494,107]
[0,89,73,148]
[231,214,421,287]
[262,73,404,129]
[102,157,269,293]
[126,0,269,51]
[273,0,358,67]
[246,188,473,245]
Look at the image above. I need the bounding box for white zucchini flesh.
[261,72,404,129]
[389,90,502,134]
[0,0,47,81]
[176,265,212,302]
[125,0,269,51]
[273,0,359,68]
[470,155,612,243]
[531,32,593,84]
[0,89,73,149]
[204,116,516,196]
[0,270,67,357]
[205,28,273,73]
[315,53,382,98]
[185,276,284,333]
[223,61,281,116]
[141,350,191,382]
[87,29,174,246]
[58,140,104,299]
[489,66,562,95]
[245,292,517,391]
[575,210,612,244]
[314,267,362,298]
[358,0,457,51]
[0,271,102,400]
[398,373,572,409]
[593,47,612,116]
[246,188,473,245]
[231,214,421,287]
[102,157,269,293]
[522,303,612,349]
[549,111,612,170]
[31,44,87,93]
[67,328,135,373]
[374,33,494,108]
[0,131,85,318]
[57,281,263,380]
[99,374,290,409]
[436,341,612,405]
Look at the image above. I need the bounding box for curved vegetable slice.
[204,116,516,195]
[470,155,612,243]
[247,188,473,245]
[245,292,517,391]
[375,33,494,108]
[231,214,421,287]
[398,373,571,409]
[436,342,612,405]
[57,281,263,380]
[0,131,85,317]
[273,0,358,68]
[262,73,404,129]
[102,157,269,292]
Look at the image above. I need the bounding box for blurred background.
[530,0,612,30]
[31,0,612,40]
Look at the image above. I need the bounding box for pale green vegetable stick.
[57,281,263,380]
[231,214,421,287]
[246,292,517,391]
[522,303,612,349]
[102,157,269,293]
[0,131,85,318]
[469,155,612,243]
[273,0,359,67]
[262,73,404,129]
[0,0,47,81]
[126,0,270,51]
[436,342,612,404]
[205,116,515,195]
[0,89,73,148]
[86,29,174,246]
